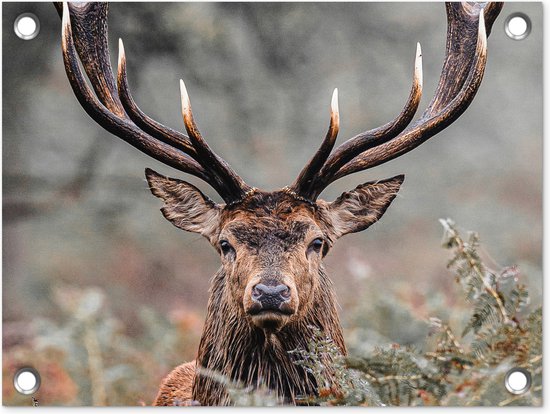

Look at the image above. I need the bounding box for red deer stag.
[57,1,503,406]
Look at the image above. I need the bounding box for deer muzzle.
[244,277,297,331]
[249,283,293,315]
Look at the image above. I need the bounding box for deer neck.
[192,267,345,406]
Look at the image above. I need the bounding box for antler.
[56,2,252,203]
[292,2,503,200]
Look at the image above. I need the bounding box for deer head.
[58,1,502,404]
[145,164,403,332]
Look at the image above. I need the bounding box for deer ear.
[323,175,404,239]
[145,168,222,238]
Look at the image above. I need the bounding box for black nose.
[251,283,291,312]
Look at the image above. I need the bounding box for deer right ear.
[320,175,404,240]
[145,168,222,238]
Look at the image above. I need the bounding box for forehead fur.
[227,220,313,251]
[222,191,317,220]
[220,190,321,246]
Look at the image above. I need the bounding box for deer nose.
[251,283,291,313]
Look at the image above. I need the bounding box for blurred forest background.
[2,1,542,406]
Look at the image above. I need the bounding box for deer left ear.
[322,175,404,239]
[145,168,222,239]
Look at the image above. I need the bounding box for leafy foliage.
[189,368,282,407]
[289,328,382,406]
[3,286,201,406]
[289,219,542,406]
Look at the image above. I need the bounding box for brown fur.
[148,171,404,406]
[154,361,196,406]
[192,267,345,405]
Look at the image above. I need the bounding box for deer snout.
[248,283,293,315]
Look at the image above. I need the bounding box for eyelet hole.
[504,13,531,41]
[14,13,40,40]
[13,367,41,395]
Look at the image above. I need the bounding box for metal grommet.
[13,367,41,395]
[14,13,40,40]
[504,12,531,41]
[504,368,531,395]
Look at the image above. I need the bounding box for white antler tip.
[180,79,191,113]
[61,2,70,29]
[478,10,487,46]
[415,42,423,88]
[118,38,126,65]
[331,88,339,114]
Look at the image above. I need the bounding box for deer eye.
[308,238,324,255]
[219,240,234,257]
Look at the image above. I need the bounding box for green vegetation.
[284,219,542,406]
[3,288,201,406]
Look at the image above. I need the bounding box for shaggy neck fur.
[192,266,346,406]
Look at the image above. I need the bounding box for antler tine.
[55,2,124,117]
[301,43,423,198]
[58,2,251,203]
[290,88,340,195]
[179,80,253,198]
[299,2,502,200]
[117,40,252,200]
[330,4,496,182]
[60,2,209,182]
[424,2,502,117]
[116,39,198,157]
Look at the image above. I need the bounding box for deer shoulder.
[154,361,196,406]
